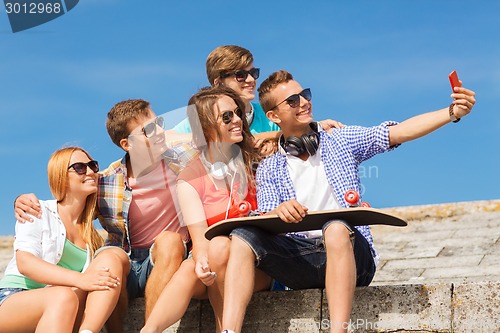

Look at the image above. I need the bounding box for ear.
[266,110,281,124]
[120,137,131,152]
[214,77,225,87]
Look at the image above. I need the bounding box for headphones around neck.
[200,152,236,180]
[279,122,320,157]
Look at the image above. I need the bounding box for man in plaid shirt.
[14,99,198,332]
[219,70,476,333]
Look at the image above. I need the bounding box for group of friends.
[0,45,476,333]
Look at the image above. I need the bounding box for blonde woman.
[0,147,129,333]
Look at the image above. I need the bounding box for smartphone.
[448,70,462,91]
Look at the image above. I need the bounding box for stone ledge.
[124,281,500,333]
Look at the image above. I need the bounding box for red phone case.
[449,70,461,91]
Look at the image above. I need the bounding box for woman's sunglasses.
[220,68,260,83]
[270,88,312,110]
[68,160,99,175]
[142,116,165,138]
[220,108,244,124]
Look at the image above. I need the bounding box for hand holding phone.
[448,70,462,91]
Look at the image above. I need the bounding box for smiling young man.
[173,45,280,141]
[220,70,476,333]
[14,99,198,332]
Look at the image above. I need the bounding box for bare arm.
[16,250,119,291]
[177,180,216,286]
[389,86,476,146]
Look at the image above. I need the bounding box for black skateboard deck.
[205,207,407,240]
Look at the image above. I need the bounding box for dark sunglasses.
[142,116,164,138]
[220,108,244,124]
[68,160,99,175]
[220,68,260,82]
[270,88,312,110]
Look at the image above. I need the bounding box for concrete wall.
[124,281,500,333]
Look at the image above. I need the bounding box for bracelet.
[449,104,460,123]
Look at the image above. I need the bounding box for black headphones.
[280,122,320,157]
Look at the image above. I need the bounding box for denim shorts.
[125,241,190,299]
[0,288,26,306]
[230,221,376,290]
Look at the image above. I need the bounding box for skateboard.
[205,190,407,240]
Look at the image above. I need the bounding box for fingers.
[14,195,42,222]
[277,200,308,223]
[451,87,476,118]
[200,271,216,286]
[93,267,121,290]
[195,259,216,286]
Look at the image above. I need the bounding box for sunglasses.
[142,116,165,138]
[220,108,244,124]
[68,160,99,175]
[270,88,312,110]
[220,68,260,82]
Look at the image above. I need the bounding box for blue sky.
[1,1,499,235]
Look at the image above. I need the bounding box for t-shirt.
[128,160,189,248]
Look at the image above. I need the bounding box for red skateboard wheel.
[344,190,360,205]
[361,201,371,208]
[238,201,251,215]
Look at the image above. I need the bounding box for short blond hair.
[258,70,294,112]
[206,45,254,86]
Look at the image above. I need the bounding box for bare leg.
[104,275,128,333]
[0,286,79,332]
[323,223,356,333]
[141,258,206,333]
[207,236,231,331]
[221,235,271,332]
[78,247,130,333]
[145,231,185,319]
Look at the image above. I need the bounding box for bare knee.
[323,222,353,252]
[208,236,231,270]
[95,247,131,273]
[152,231,184,265]
[49,287,80,312]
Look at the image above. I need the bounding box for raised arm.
[389,86,476,146]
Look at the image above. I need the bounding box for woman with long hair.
[0,147,129,333]
[141,86,273,333]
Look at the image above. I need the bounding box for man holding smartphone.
[217,70,476,333]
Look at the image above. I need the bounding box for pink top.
[128,161,189,248]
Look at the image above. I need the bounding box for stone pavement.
[370,199,500,286]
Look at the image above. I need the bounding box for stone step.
[124,281,500,333]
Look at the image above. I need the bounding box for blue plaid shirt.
[256,122,399,261]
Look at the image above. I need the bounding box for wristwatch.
[449,104,460,123]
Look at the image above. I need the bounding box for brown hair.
[48,147,103,256]
[258,70,295,112]
[206,45,254,86]
[187,86,258,184]
[106,99,152,147]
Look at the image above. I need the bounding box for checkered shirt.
[256,121,399,262]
